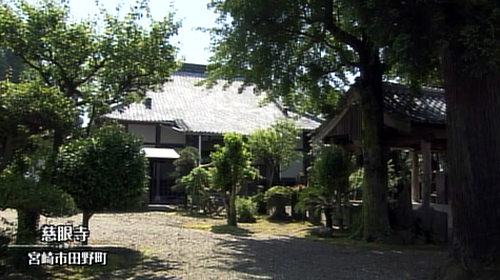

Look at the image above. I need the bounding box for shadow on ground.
[4,246,180,280]
[208,236,448,280]
[210,225,253,236]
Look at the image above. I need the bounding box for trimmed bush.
[265,186,293,220]
[236,197,257,223]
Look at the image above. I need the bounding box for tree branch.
[19,55,53,86]
[322,1,364,53]
[76,57,109,87]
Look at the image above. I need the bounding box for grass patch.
[181,224,213,231]
[174,210,224,220]
[210,225,252,236]
[239,217,314,237]
[177,214,313,237]
[304,234,446,251]
[164,212,178,216]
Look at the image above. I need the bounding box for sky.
[55,0,219,64]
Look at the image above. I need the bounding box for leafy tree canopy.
[203,0,372,116]
[54,123,148,215]
[0,48,23,82]
[0,0,180,117]
[210,132,258,226]
[0,80,75,172]
[172,146,200,191]
[310,144,348,197]
[0,174,77,217]
[249,120,301,168]
[349,0,500,84]
[210,133,257,193]
[249,120,301,188]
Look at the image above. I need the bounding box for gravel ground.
[1,209,447,280]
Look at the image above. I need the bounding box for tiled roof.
[383,83,446,125]
[309,82,446,143]
[106,63,322,134]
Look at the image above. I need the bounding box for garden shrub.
[265,186,293,220]
[236,196,257,223]
[264,186,293,202]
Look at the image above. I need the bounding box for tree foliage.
[0,139,77,244]
[0,48,23,82]
[204,0,365,116]
[0,175,76,215]
[210,132,257,226]
[172,146,200,192]
[297,144,349,231]
[54,124,148,233]
[235,196,256,223]
[0,0,180,120]
[249,120,301,188]
[180,166,212,213]
[205,0,391,241]
[0,80,75,173]
[353,1,500,278]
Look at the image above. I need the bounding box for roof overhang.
[141,148,180,159]
[309,106,350,142]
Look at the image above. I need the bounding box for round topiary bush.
[236,196,257,223]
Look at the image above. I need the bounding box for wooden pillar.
[411,151,420,202]
[436,171,446,204]
[198,135,202,165]
[154,161,161,202]
[155,125,161,147]
[421,140,432,208]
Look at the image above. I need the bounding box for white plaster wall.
[161,126,185,144]
[280,159,303,179]
[128,124,156,143]
[279,134,305,179]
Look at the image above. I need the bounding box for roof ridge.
[383,82,444,96]
[176,63,207,75]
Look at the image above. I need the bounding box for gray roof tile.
[383,83,446,125]
[106,65,322,134]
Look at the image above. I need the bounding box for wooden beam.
[309,106,350,142]
[421,139,432,208]
[387,137,447,152]
[384,113,411,133]
[412,125,447,139]
[155,125,161,148]
[411,151,420,202]
[198,135,202,165]
[153,161,161,203]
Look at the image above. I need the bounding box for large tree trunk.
[267,165,275,189]
[358,53,390,241]
[16,209,39,244]
[439,50,500,280]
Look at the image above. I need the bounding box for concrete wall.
[280,158,303,179]
[128,124,156,143]
[161,126,185,145]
